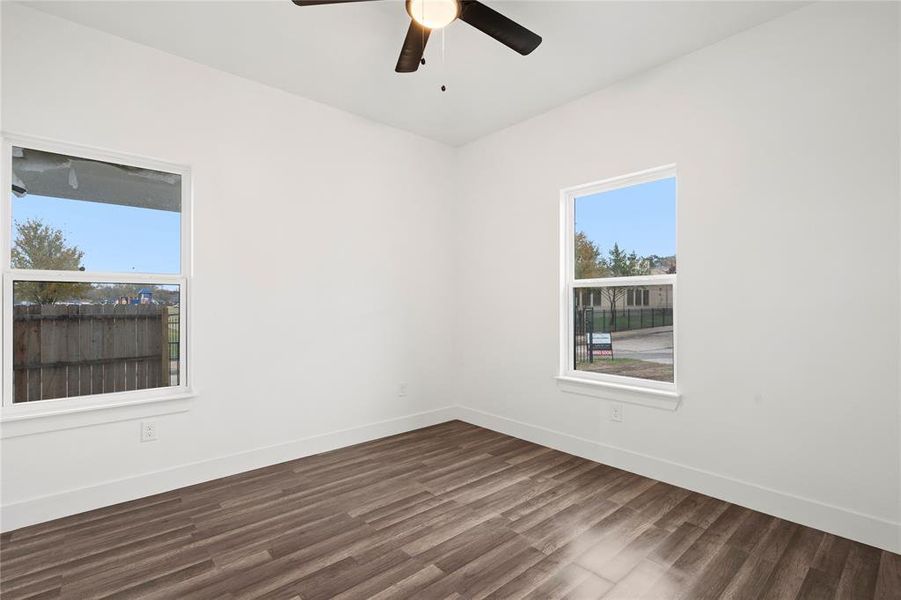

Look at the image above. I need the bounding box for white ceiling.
[25,1,804,146]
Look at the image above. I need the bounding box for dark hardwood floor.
[1,420,899,599]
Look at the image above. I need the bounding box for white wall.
[454,1,901,552]
[0,3,456,528]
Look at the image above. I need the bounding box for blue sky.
[11,194,180,273]
[575,177,676,257]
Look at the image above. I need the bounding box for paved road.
[611,328,673,364]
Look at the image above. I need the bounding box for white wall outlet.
[398,382,408,397]
[610,403,623,423]
[141,420,158,442]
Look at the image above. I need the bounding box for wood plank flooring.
[1,420,899,599]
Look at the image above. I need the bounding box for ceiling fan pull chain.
[441,28,447,92]
[421,18,427,66]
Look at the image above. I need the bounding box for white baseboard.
[455,405,901,554]
[0,406,458,533]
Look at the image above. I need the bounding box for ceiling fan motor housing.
[405,0,461,30]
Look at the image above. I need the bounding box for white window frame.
[557,164,680,410]
[0,133,194,437]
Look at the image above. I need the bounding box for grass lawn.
[576,358,673,383]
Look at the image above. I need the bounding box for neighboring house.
[626,285,672,308]
[577,286,673,311]
[575,255,675,311]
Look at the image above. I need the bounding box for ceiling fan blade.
[458,0,541,55]
[291,0,382,6]
[395,20,430,73]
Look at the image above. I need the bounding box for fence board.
[66,305,81,397]
[124,312,136,392]
[101,305,114,394]
[160,308,169,387]
[26,306,42,401]
[151,308,163,388]
[78,305,95,396]
[114,307,128,392]
[13,310,25,402]
[90,306,104,395]
[136,312,147,391]
[41,305,68,400]
[139,305,154,390]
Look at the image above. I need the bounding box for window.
[560,166,676,394]
[2,138,190,410]
[626,288,652,307]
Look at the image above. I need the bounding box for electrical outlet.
[398,382,408,397]
[610,403,623,423]
[141,420,158,442]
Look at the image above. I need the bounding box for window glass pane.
[11,146,181,273]
[573,285,673,383]
[574,177,676,279]
[12,281,181,402]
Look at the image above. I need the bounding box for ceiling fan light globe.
[406,0,459,30]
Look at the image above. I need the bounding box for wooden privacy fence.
[13,304,176,403]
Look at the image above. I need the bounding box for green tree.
[601,242,650,277]
[12,219,89,304]
[573,235,655,321]
[574,231,607,279]
[598,243,650,319]
[574,232,608,308]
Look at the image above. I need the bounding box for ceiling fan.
[291,0,542,73]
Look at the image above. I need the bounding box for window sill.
[0,389,195,439]
[555,376,680,410]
